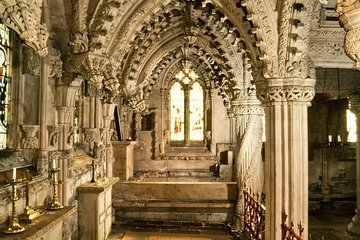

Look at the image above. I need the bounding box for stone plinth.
[77,177,119,240]
[112,141,137,181]
[0,206,77,240]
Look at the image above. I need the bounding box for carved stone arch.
[107,0,256,74]
[276,0,317,78]
[129,34,230,91]
[233,0,278,77]
[0,0,49,56]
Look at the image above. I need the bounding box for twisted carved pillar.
[231,94,264,232]
[256,77,315,240]
[347,94,360,237]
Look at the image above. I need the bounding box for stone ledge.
[0,206,77,240]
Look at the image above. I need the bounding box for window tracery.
[0,22,10,149]
[169,80,205,144]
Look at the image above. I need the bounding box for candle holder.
[90,160,100,184]
[47,167,63,210]
[3,178,25,234]
[19,170,43,223]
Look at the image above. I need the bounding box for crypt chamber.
[0,0,360,239]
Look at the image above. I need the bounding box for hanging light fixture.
[175,39,198,85]
[175,0,198,85]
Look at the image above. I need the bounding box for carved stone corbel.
[47,125,61,148]
[2,0,49,56]
[337,0,360,70]
[18,125,39,149]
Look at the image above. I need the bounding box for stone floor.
[309,211,358,240]
[108,211,359,240]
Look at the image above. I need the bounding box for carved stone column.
[347,94,360,237]
[152,109,159,159]
[38,52,49,175]
[184,87,190,146]
[56,77,82,206]
[231,91,264,232]
[257,77,315,240]
[102,103,116,178]
[209,89,216,154]
[337,1,360,70]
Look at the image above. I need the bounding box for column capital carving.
[2,0,49,56]
[65,53,107,88]
[256,77,315,103]
[337,1,360,70]
[230,98,264,116]
[348,94,360,113]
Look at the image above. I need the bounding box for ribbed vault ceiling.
[85,0,265,101]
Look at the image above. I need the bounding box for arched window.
[0,22,10,149]
[169,81,205,144]
[170,82,185,141]
[189,82,204,141]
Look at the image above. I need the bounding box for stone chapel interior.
[0,0,360,239]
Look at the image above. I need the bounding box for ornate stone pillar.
[347,94,360,237]
[337,1,360,70]
[152,109,159,159]
[102,102,116,178]
[231,92,264,232]
[184,87,190,146]
[56,77,82,206]
[209,89,216,154]
[160,88,165,149]
[257,77,315,240]
[38,53,49,174]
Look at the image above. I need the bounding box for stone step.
[133,168,217,182]
[113,182,237,201]
[135,159,218,174]
[113,182,237,224]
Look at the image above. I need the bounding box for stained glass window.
[170,82,184,141]
[189,82,204,140]
[0,22,9,149]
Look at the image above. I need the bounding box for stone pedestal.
[112,141,137,181]
[77,177,119,240]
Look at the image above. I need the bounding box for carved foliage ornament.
[231,105,264,116]
[336,0,360,70]
[257,86,315,103]
[2,0,49,56]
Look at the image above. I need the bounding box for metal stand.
[90,159,99,184]
[3,178,25,234]
[47,167,63,210]
[19,170,43,222]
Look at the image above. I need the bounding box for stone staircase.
[113,181,237,224]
